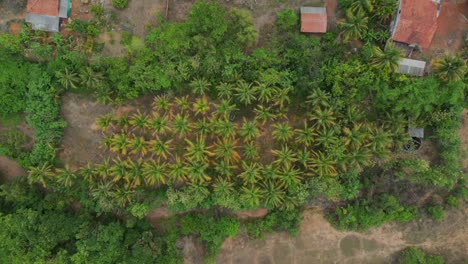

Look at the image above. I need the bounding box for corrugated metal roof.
[392,0,439,49]
[409,127,424,138]
[27,0,59,17]
[301,7,326,14]
[396,58,426,76]
[300,7,327,33]
[26,14,60,32]
[58,0,69,18]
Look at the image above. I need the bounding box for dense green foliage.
[245,209,302,239]
[398,247,445,264]
[112,0,129,10]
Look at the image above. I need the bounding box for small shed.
[300,7,327,33]
[396,58,426,76]
[25,0,71,32]
[409,127,424,138]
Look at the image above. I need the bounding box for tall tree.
[338,10,368,42]
[371,42,402,72]
[434,55,467,82]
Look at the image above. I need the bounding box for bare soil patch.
[0,156,26,182]
[459,108,468,172]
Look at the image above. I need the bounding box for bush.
[276,9,299,31]
[398,247,445,264]
[0,129,28,159]
[427,206,444,222]
[245,209,302,239]
[112,0,128,10]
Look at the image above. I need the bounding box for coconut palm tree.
[261,180,285,209]
[114,186,134,207]
[254,105,274,125]
[214,138,241,164]
[149,138,173,160]
[110,157,127,183]
[272,145,297,167]
[316,128,339,150]
[184,137,213,163]
[371,42,402,72]
[277,165,302,187]
[272,87,291,109]
[241,185,264,208]
[96,114,113,132]
[172,114,191,137]
[214,100,237,119]
[193,118,212,136]
[295,121,317,147]
[346,147,373,170]
[434,55,467,82]
[101,134,112,150]
[186,162,211,183]
[96,158,112,180]
[368,126,393,159]
[125,159,144,188]
[338,10,369,42]
[55,68,79,90]
[213,119,237,139]
[296,148,312,169]
[130,110,149,132]
[243,141,259,160]
[212,177,236,206]
[309,151,338,177]
[79,67,104,90]
[240,118,259,142]
[235,80,257,105]
[239,161,262,185]
[214,160,237,178]
[90,181,115,212]
[128,135,148,156]
[256,82,275,104]
[168,157,187,184]
[344,106,365,125]
[28,162,54,187]
[349,0,373,14]
[116,114,131,131]
[343,124,369,149]
[79,163,97,183]
[190,77,211,95]
[110,133,130,155]
[143,160,167,186]
[272,123,294,143]
[309,107,336,130]
[147,114,171,135]
[175,96,191,112]
[216,82,235,100]
[306,89,331,108]
[193,96,211,116]
[152,95,172,112]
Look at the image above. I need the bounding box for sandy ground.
[214,207,468,264]
[0,156,26,182]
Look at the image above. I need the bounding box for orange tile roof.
[27,0,59,17]
[392,0,439,49]
[301,13,327,33]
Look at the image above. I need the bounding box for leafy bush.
[330,194,416,231]
[0,129,28,159]
[276,9,299,31]
[112,0,128,10]
[398,247,445,264]
[427,206,444,222]
[245,209,302,239]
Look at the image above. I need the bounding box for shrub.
[0,129,28,159]
[427,206,444,222]
[245,209,302,239]
[398,247,445,264]
[276,9,299,31]
[112,0,128,10]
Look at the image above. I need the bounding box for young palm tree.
[186,162,211,183]
[168,157,187,184]
[28,162,54,187]
[114,186,134,207]
[116,114,131,131]
[315,128,339,149]
[343,124,369,149]
[434,55,467,82]
[96,114,114,132]
[344,106,365,125]
[256,82,275,104]
[295,121,316,147]
[262,164,279,180]
[128,135,148,156]
[184,137,213,163]
[147,114,171,135]
[110,157,128,183]
[306,89,331,108]
[193,118,212,136]
[55,68,79,90]
[272,123,294,143]
[346,147,373,170]
[239,118,259,142]
[235,80,257,105]
[241,185,265,208]
[277,165,302,188]
[214,160,237,178]
[213,119,237,139]
[309,151,338,177]
[193,96,211,116]
[96,158,112,180]
[254,105,274,125]
[110,133,130,155]
[368,126,393,156]
[79,163,97,183]
[296,148,312,169]
[190,77,211,95]
[125,159,144,188]
[239,161,262,185]
[216,82,235,100]
[272,145,297,167]
[152,95,172,112]
[101,134,112,150]
[212,177,236,204]
[79,67,104,90]
[214,100,237,119]
[243,141,259,160]
[261,180,285,209]
[309,107,336,130]
[143,160,167,186]
[172,114,191,137]
[148,138,173,160]
[90,181,115,211]
[130,110,150,132]
[371,42,402,72]
[214,138,241,164]
[349,0,373,14]
[272,87,291,109]
[338,10,369,42]
[174,96,190,112]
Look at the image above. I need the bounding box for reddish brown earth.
[0,156,26,182]
[460,109,468,172]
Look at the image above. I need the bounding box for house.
[391,0,441,49]
[300,7,327,33]
[396,58,427,76]
[25,0,71,32]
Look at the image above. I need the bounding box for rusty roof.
[301,7,327,33]
[27,0,59,17]
[392,0,439,49]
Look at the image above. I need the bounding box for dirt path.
[460,109,468,172]
[216,207,468,264]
